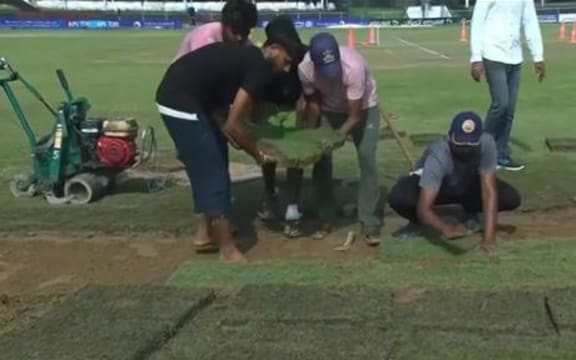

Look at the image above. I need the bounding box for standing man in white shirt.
[470,0,546,171]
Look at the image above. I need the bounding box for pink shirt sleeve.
[345,64,366,101]
[172,23,222,62]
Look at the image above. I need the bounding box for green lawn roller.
[0,57,156,204]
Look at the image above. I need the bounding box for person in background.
[387,111,521,254]
[469,0,545,171]
[297,32,382,246]
[172,0,258,62]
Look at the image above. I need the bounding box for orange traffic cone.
[368,27,376,45]
[459,19,468,42]
[559,22,567,40]
[571,22,576,44]
[348,27,356,48]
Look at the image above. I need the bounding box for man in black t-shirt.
[254,16,311,239]
[156,39,300,263]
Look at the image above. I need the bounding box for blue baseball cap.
[449,111,483,145]
[309,32,342,78]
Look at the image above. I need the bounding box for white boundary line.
[395,37,451,60]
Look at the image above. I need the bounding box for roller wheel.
[9,173,37,198]
[64,173,110,205]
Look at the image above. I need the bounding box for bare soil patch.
[0,207,574,298]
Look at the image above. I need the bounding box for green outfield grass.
[2,25,576,359]
[0,25,575,233]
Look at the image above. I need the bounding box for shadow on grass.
[229,176,388,253]
[111,175,175,195]
[390,205,519,257]
[510,137,533,152]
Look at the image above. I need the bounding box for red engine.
[97,136,137,168]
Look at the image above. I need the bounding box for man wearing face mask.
[155,38,299,262]
[387,111,521,252]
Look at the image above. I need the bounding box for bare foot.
[193,215,213,248]
[219,248,247,263]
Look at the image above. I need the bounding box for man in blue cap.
[298,32,381,245]
[387,111,521,251]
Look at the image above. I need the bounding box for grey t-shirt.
[416,133,497,192]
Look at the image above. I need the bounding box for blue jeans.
[483,58,522,161]
[161,113,231,217]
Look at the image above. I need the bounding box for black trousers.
[387,175,521,222]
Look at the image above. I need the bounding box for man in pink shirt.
[298,32,382,245]
[172,0,257,62]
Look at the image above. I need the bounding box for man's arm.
[299,92,322,128]
[221,88,264,163]
[478,134,499,248]
[522,0,545,81]
[417,157,466,239]
[418,187,447,233]
[340,99,363,136]
[297,64,322,128]
[480,171,497,246]
[341,65,366,136]
[417,188,465,239]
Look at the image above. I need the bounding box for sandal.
[194,242,219,253]
[312,222,333,240]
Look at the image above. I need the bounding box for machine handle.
[56,69,69,91]
[0,57,17,79]
[56,69,73,101]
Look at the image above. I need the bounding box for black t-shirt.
[260,65,302,107]
[155,42,274,115]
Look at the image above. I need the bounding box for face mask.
[450,143,480,162]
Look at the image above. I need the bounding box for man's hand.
[478,241,499,262]
[255,150,275,166]
[339,98,363,137]
[441,223,468,240]
[470,62,484,82]
[535,61,546,82]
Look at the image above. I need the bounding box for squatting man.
[387,111,522,253]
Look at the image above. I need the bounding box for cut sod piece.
[249,111,346,168]
[545,137,576,152]
[0,285,214,360]
[410,133,446,147]
[392,289,553,336]
[222,284,393,324]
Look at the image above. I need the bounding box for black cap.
[264,16,306,63]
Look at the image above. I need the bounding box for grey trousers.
[483,58,522,161]
[312,106,382,235]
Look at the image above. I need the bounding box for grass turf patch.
[168,238,576,289]
[0,285,214,360]
[390,330,576,360]
[221,284,392,324]
[250,111,345,168]
[392,289,553,336]
[152,285,576,360]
